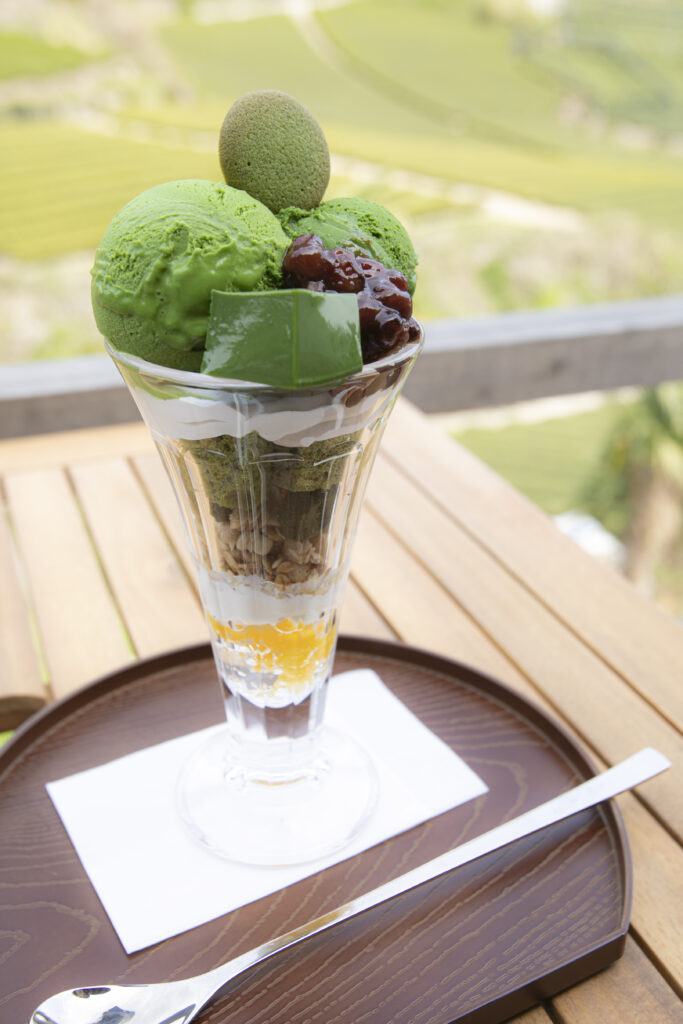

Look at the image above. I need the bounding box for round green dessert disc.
[219,91,330,213]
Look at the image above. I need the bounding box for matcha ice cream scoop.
[278,196,418,294]
[91,179,289,371]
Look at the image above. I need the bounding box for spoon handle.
[211,747,669,990]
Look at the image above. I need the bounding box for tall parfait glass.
[108,330,422,865]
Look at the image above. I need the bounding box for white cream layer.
[137,386,388,446]
[195,563,342,626]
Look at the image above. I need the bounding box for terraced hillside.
[1,0,683,359]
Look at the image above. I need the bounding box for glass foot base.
[176,725,379,866]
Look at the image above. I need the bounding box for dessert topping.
[283,233,420,362]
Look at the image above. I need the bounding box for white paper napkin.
[47,669,488,953]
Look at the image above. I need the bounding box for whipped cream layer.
[135,386,388,446]
[111,338,421,448]
[196,563,341,626]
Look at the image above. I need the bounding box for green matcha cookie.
[219,91,330,213]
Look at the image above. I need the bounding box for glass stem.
[220,679,330,783]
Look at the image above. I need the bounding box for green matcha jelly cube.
[201,289,362,387]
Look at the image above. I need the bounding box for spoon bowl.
[31,979,219,1024]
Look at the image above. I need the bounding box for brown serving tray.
[0,638,631,1024]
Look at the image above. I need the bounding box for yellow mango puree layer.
[208,615,336,685]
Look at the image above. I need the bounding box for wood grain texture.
[383,401,683,733]
[0,644,630,1024]
[69,457,206,658]
[433,630,683,994]
[0,400,680,1023]
[552,936,682,1023]
[366,450,683,842]
[351,506,528,691]
[458,655,682,998]
[509,1008,553,1024]
[0,421,151,472]
[131,449,198,586]
[3,466,133,698]
[357,453,683,995]
[617,791,683,990]
[0,499,45,726]
[340,577,396,641]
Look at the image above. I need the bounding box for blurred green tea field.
[2,0,683,270]
[1,122,220,258]
[0,29,91,79]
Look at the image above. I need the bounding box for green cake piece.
[182,431,270,508]
[201,289,362,388]
[182,430,359,511]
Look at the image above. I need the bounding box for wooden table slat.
[384,402,683,733]
[0,498,45,726]
[4,466,134,698]
[70,457,206,659]
[0,421,152,473]
[512,1009,554,1024]
[340,577,397,642]
[616,790,683,988]
[131,450,198,587]
[367,452,683,843]
[364,453,683,987]
[510,1008,553,1024]
[352,506,529,691]
[552,936,682,1023]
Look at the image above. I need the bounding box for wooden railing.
[1,294,682,437]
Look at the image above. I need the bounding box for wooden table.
[0,398,681,1022]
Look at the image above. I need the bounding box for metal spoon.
[30,747,669,1024]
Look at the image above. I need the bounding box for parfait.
[93,90,422,864]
